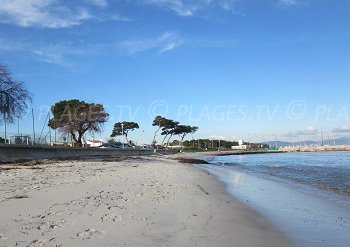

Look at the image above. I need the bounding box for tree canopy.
[160,119,179,146]
[48,99,109,146]
[152,116,168,144]
[0,64,31,123]
[111,121,139,143]
[153,116,199,147]
[174,125,199,144]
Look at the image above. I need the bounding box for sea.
[200,151,350,247]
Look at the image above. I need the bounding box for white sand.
[0,156,292,247]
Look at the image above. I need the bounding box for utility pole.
[121,123,124,149]
[32,108,35,145]
[48,112,52,146]
[141,130,144,148]
[3,111,6,144]
[2,94,8,144]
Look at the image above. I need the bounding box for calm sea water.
[208,151,350,196]
[200,151,350,247]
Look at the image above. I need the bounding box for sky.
[1,0,350,143]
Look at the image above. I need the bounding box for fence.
[0,107,85,146]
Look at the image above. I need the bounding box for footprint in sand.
[27,239,46,246]
[0,232,7,240]
[76,229,105,240]
[101,213,122,223]
[37,220,65,231]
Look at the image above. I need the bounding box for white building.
[85,139,104,147]
[231,140,250,150]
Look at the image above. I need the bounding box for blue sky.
[1,0,350,143]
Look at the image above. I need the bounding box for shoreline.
[0,156,292,247]
[2,146,349,166]
[199,152,350,247]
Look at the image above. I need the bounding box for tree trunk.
[153,127,161,145]
[161,134,168,145]
[70,131,83,147]
[166,133,174,147]
[180,134,187,148]
[77,132,83,147]
[125,131,129,144]
[71,132,78,143]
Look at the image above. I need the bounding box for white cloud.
[0,38,92,67]
[284,126,318,137]
[120,32,183,54]
[145,0,239,16]
[146,0,198,16]
[32,44,85,67]
[333,125,350,133]
[219,0,239,12]
[160,42,178,53]
[0,0,93,28]
[306,126,317,131]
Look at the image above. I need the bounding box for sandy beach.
[0,155,292,247]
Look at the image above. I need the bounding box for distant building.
[9,135,31,145]
[231,140,268,150]
[85,139,104,147]
[232,140,250,150]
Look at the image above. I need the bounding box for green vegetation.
[168,139,271,151]
[160,119,179,146]
[170,139,238,150]
[152,116,198,147]
[152,116,171,145]
[110,121,139,143]
[1,63,203,148]
[48,99,109,146]
[173,125,198,146]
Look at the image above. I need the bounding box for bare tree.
[0,64,31,124]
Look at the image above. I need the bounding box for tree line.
[0,63,198,147]
[48,100,198,147]
[152,116,198,147]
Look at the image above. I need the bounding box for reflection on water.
[200,152,350,247]
[229,173,242,186]
[211,152,350,196]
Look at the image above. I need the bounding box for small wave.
[209,152,350,197]
[213,162,248,170]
